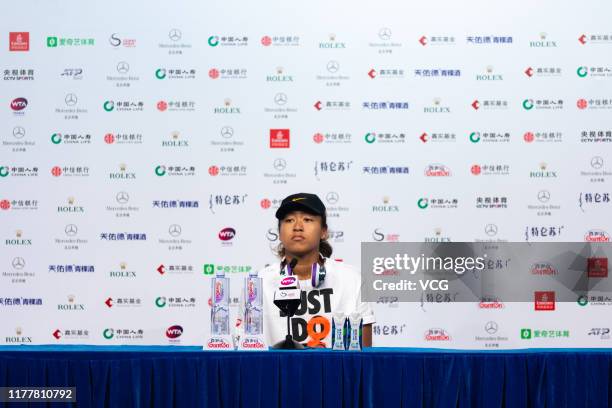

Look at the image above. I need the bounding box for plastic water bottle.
[211,270,229,335]
[244,271,263,335]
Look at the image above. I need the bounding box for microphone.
[272,258,304,349]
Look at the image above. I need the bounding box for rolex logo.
[16,327,22,336]
[68,295,75,303]
[120,262,127,270]
[172,131,179,140]
[68,197,75,205]
[224,98,231,107]
[16,229,23,238]
[329,33,336,41]
[434,228,441,236]
[276,67,284,74]
[540,32,547,40]
[540,162,547,170]
[120,163,127,172]
[486,65,493,73]
[433,98,441,106]
[383,196,390,204]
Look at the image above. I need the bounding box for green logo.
[520,328,532,339]
[577,295,589,306]
[417,198,429,209]
[47,36,58,47]
[51,133,62,144]
[203,264,215,275]
[103,328,114,339]
[469,132,481,143]
[208,36,219,47]
[0,167,9,177]
[154,165,166,176]
[155,297,167,308]
[364,132,376,144]
[155,68,166,79]
[577,66,588,78]
[522,99,534,110]
[103,101,115,112]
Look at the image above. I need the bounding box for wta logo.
[166,325,183,339]
[11,98,28,111]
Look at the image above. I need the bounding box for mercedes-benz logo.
[485,321,498,334]
[12,126,25,139]
[116,61,130,74]
[326,60,340,74]
[168,28,182,42]
[326,192,339,205]
[484,224,498,237]
[273,158,286,171]
[12,257,25,270]
[220,126,234,139]
[537,190,551,203]
[591,156,604,170]
[378,27,392,41]
[274,93,288,106]
[65,93,77,107]
[65,224,78,236]
[168,224,182,237]
[116,191,129,204]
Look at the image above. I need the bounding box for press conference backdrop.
[1,0,611,349]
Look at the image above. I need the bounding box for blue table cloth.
[1,346,611,407]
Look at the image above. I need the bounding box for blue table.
[1,346,611,407]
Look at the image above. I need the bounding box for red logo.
[157,264,165,275]
[105,297,113,308]
[104,133,115,144]
[314,101,323,111]
[166,325,183,339]
[471,100,480,110]
[9,32,29,51]
[534,291,555,311]
[577,99,588,110]
[260,199,271,209]
[53,329,62,340]
[10,98,28,111]
[208,166,219,176]
[269,129,290,148]
[218,227,236,241]
[524,67,534,77]
[208,68,220,79]
[157,101,168,111]
[470,165,481,175]
[313,133,324,144]
[261,36,272,46]
[524,132,535,143]
[0,200,10,210]
[281,276,297,286]
[588,257,608,278]
[51,166,62,177]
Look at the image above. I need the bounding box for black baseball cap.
[275,193,326,220]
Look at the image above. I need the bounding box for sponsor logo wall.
[1,0,611,348]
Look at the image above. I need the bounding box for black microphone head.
[289,258,298,269]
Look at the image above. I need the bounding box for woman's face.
[279,210,327,257]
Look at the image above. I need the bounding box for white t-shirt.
[259,258,375,348]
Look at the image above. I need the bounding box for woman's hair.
[276,212,333,260]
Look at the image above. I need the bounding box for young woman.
[259,193,374,348]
